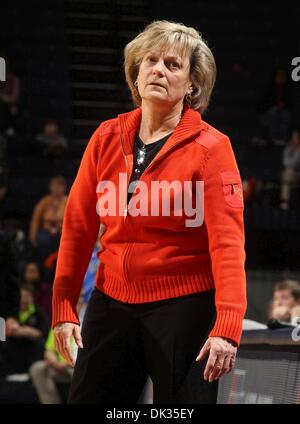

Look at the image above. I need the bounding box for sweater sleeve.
[203,135,247,346]
[51,127,101,329]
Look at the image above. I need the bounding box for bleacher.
[1,0,151,226]
[65,0,150,146]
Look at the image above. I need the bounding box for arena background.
[0,0,300,405]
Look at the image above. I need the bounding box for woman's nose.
[152,60,165,76]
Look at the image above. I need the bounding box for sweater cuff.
[51,294,80,329]
[209,310,244,346]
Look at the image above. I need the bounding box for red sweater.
[52,105,247,346]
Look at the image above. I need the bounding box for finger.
[229,355,236,371]
[55,331,72,365]
[54,333,65,359]
[209,354,225,382]
[223,354,232,374]
[73,325,83,349]
[215,348,233,379]
[196,341,209,362]
[203,350,218,381]
[61,341,74,366]
[54,332,61,353]
[217,354,231,379]
[61,334,74,366]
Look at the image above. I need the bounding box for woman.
[35,118,68,157]
[52,20,247,404]
[29,175,68,262]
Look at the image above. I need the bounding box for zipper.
[121,130,202,214]
[231,182,243,200]
[120,128,204,215]
[119,133,130,224]
[122,241,135,285]
[119,133,135,286]
[118,127,204,286]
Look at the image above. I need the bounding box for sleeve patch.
[220,171,244,208]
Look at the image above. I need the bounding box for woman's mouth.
[149,82,165,88]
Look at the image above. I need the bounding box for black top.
[127,132,172,204]
[3,304,49,374]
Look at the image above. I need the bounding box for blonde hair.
[124,20,216,114]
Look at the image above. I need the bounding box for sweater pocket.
[220,171,244,208]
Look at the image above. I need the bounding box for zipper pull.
[231,183,236,194]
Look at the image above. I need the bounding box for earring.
[134,79,141,99]
[185,92,192,106]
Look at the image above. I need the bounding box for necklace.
[131,107,184,184]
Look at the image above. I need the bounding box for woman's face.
[24,263,40,284]
[49,181,66,196]
[136,45,192,108]
[20,289,34,311]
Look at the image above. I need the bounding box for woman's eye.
[169,62,180,68]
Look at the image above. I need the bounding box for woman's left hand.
[195,336,237,382]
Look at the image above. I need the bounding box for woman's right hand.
[53,322,83,367]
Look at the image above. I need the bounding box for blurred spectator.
[35,118,68,157]
[267,279,300,324]
[280,129,300,209]
[43,250,58,283]
[291,305,300,326]
[78,236,102,322]
[242,176,256,204]
[0,58,20,135]
[1,285,49,376]
[256,67,293,146]
[2,218,27,272]
[0,227,20,338]
[22,261,52,321]
[22,262,41,288]
[81,246,99,303]
[29,176,67,264]
[77,224,105,324]
[29,329,74,404]
[29,293,86,404]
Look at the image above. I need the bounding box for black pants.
[68,287,218,404]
